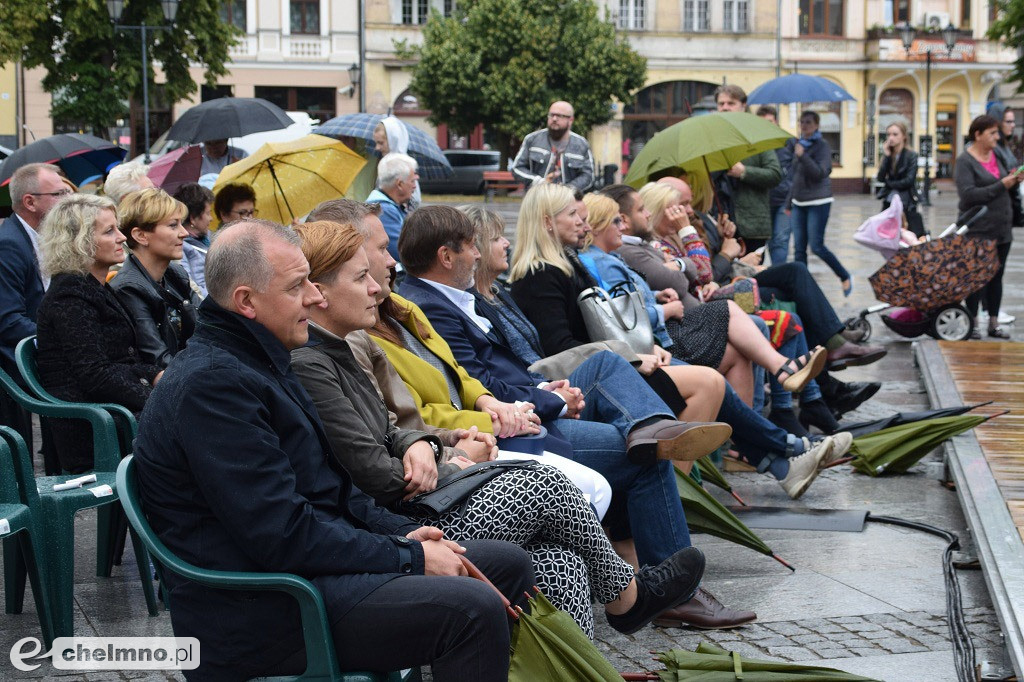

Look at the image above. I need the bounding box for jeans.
[791,202,850,282]
[754,261,845,348]
[768,312,822,410]
[558,419,692,566]
[767,204,791,265]
[749,315,768,413]
[568,350,676,433]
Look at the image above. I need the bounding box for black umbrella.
[0,133,126,187]
[164,98,293,144]
[838,402,992,438]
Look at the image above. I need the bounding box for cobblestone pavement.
[1,185,1018,680]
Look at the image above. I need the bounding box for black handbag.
[398,459,538,517]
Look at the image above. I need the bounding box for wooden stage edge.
[916,339,1024,680]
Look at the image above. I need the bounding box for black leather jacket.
[109,254,198,368]
[876,148,919,210]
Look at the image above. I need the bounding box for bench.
[483,171,524,201]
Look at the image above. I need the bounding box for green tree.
[989,1,1024,91]
[399,0,646,163]
[0,0,236,134]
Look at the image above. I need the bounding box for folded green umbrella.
[654,642,883,681]
[674,469,790,569]
[693,459,748,506]
[509,590,623,682]
[838,402,991,438]
[850,414,990,476]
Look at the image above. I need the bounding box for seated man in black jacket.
[132,219,535,681]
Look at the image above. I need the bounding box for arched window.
[622,80,719,157]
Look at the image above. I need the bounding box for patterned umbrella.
[0,134,126,187]
[868,234,999,312]
[314,113,453,180]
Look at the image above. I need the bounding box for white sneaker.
[998,312,1015,325]
[819,432,853,469]
[780,436,834,499]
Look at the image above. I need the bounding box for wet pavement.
[0,183,1017,680]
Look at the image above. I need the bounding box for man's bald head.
[205,220,301,307]
[547,101,575,139]
[656,176,690,195]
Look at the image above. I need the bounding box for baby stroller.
[843,199,997,342]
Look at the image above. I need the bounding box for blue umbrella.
[314,113,453,180]
[747,74,856,105]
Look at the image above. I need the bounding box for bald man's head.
[205,220,301,307]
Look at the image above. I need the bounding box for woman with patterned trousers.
[289,220,705,639]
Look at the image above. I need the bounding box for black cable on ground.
[866,513,975,682]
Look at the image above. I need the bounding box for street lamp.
[107,0,179,163]
[347,64,361,99]
[898,21,958,206]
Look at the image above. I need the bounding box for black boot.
[768,407,809,438]
[798,398,841,434]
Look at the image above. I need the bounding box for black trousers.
[968,241,1012,320]
[267,539,535,682]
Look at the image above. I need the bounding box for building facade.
[4,0,1019,190]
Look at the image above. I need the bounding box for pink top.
[980,152,1001,179]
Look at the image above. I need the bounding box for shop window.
[254,86,335,122]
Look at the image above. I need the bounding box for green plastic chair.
[16,336,136,578]
[0,365,159,638]
[0,427,55,646]
[117,456,415,682]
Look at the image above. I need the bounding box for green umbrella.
[462,558,623,682]
[693,459,748,506]
[623,112,792,189]
[674,469,791,570]
[650,642,883,681]
[509,590,623,682]
[850,414,992,477]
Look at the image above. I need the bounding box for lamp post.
[107,0,179,163]
[899,21,958,206]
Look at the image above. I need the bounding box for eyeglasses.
[29,189,73,198]
[548,112,572,120]
[229,208,259,218]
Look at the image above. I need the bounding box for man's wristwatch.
[427,439,442,463]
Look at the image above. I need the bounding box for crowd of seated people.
[0,135,901,678]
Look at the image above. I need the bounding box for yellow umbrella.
[213,134,366,225]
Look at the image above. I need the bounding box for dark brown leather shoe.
[651,587,757,629]
[826,342,887,371]
[625,420,732,465]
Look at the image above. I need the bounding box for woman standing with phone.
[876,122,924,237]
[955,114,1023,339]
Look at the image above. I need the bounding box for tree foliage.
[0,0,236,131]
[988,1,1024,93]
[399,0,646,160]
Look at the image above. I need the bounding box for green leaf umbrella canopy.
[623,112,792,188]
[675,469,773,559]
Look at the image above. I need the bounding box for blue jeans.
[754,262,845,349]
[768,312,822,410]
[749,315,768,413]
[768,205,791,265]
[558,419,691,566]
[791,202,850,282]
[568,351,676,434]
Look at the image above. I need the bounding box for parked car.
[419,149,501,195]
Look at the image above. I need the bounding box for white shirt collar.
[14,213,49,290]
[421,278,493,334]
[620,234,643,245]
